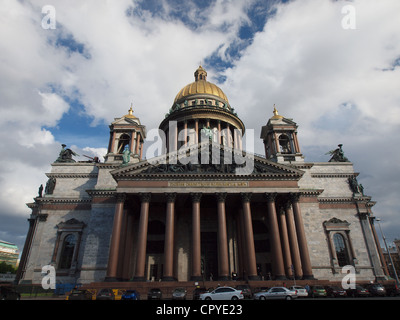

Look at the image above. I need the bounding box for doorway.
[201,232,218,281]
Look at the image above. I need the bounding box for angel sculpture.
[326,144,349,162]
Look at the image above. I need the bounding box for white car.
[289,285,308,297]
[253,287,298,300]
[200,287,244,300]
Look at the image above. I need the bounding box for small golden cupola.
[105,105,146,164]
[124,105,137,119]
[271,105,284,120]
[260,106,304,163]
[194,65,207,81]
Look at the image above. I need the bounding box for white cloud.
[223,0,400,149]
[0,0,258,248]
[222,0,400,238]
[38,91,70,127]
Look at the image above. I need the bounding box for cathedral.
[16,66,388,286]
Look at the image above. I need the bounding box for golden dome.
[174,66,229,104]
[124,106,137,119]
[270,105,284,120]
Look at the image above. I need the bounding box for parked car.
[346,285,370,297]
[253,287,298,300]
[325,286,347,298]
[384,284,400,297]
[192,287,208,300]
[121,290,140,300]
[236,285,252,299]
[68,289,93,300]
[365,283,386,297]
[289,286,308,298]
[200,286,244,300]
[148,288,162,300]
[0,286,20,300]
[309,285,327,298]
[172,287,187,300]
[96,288,115,300]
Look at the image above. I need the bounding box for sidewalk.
[21,295,66,300]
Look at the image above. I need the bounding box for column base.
[132,276,146,282]
[190,276,203,281]
[162,276,177,282]
[104,277,119,282]
[248,275,261,281]
[218,275,231,281]
[274,275,287,280]
[302,275,316,280]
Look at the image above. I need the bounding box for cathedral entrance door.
[201,232,218,281]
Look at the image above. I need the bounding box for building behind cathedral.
[16,67,388,286]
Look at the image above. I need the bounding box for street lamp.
[376,218,400,286]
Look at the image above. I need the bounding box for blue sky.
[1,0,400,255]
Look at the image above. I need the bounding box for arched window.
[117,134,130,153]
[59,234,76,269]
[333,233,350,267]
[279,134,291,154]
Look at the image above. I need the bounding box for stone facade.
[16,67,387,286]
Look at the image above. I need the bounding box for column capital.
[289,192,301,203]
[139,192,151,202]
[165,192,177,203]
[284,200,292,210]
[115,193,126,203]
[215,192,227,202]
[240,192,252,202]
[264,192,277,202]
[190,192,202,202]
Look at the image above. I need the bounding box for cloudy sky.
[1,0,399,254]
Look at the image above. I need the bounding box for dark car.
[346,285,370,297]
[385,284,400,297]
[325,286,347,298]
[121,290,140,300]
[309,285,327,298]
[172,287,187,300]
[365,283,386,297]
[68,289,93,300]
[0,286,21,300]
[148,288,162,300]
[236,285,252,299]
[96,288,115,300]
[192,287,208,300]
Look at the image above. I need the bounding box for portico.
[104,154,314,282]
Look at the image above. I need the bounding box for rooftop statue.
[55,144,79,163]
[326,144,349,162]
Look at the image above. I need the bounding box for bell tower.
[260,106,304,163]
[105,106,146,164]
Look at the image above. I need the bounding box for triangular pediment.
[112,116,141,126]
[111,143,304,180]
[269,117,296,125]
